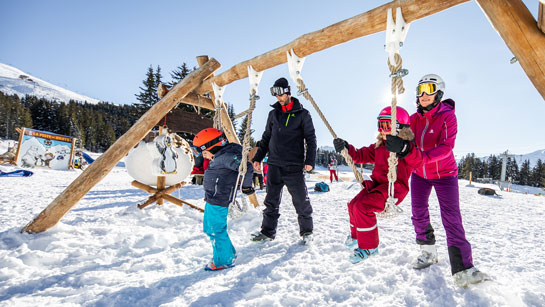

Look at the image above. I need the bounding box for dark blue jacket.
[253,97,317,168]
[203,143,253,207]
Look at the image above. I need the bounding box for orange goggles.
[416,83,438,97]
[378,119,392,133]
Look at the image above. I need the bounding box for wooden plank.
[192,0,470,95]
[22,59,221,234]
[476,0,545,100]
[156,109,213,135]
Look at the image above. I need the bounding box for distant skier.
[192,128,254,271]
[399,74,489,287]
[328,156,339,183]
[334,106,419,264]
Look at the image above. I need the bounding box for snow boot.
[349,247,379,264]
[453,267,490,287]
[344,234,357,250]
[412,244,438,269]
[251,232,274,242]
[204,262,235,271]
[301,232,313,245]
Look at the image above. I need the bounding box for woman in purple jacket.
[410,74,488,287]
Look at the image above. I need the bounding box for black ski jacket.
[203,143,253,207]
[253,97,316,168]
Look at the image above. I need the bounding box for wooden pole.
[539,1,545,34]
[476,0,545,100]
[196,56,240,144]
[22,59,221,234]
[191,0,470,95]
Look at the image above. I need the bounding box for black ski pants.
[260,164,313,238]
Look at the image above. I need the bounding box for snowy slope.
[1,161,545,306]
[513,149,545,168]
[0,62,99,104]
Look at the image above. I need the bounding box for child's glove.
[333,138,349,153]
[385,135,411,158]
[241,186,255,195]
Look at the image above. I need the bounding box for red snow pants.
[347,188,387,249]
[329,170,338,182]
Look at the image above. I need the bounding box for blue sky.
[1,0,544,158]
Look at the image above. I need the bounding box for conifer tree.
[135,65,159,113]
[519,160,531,186]
[237,115,255,146]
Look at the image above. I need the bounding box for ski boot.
[453,267,490,287]
[412,244,438,269]
[301,232,313,245]
[251,232,274,242]
[204,262,235,271]
[344,234,357,250]
[349,247,379,264]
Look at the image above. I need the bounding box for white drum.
[125,133,194,187]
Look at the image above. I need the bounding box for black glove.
[333,138,349,153]
[241,186,255,195]
[385,135,411,158]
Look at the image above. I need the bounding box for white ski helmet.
[417,74,445,96]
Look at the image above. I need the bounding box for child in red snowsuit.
[333,106,420,263]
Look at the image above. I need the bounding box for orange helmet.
[192,128,227,156]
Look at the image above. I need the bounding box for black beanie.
[273,78,290,94]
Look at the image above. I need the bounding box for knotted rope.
[294,78,364,185]
[376,52,405,219]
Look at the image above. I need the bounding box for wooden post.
[539,1,545,34]
[476,0,545,100]
[192,0,470,95]
[196,56,240,144]
[469,171,472,185]
[22,59,220,233]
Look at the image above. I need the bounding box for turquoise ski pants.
[203,203,236,267]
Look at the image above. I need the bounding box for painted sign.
[15,128,76,170]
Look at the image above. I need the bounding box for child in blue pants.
[192,128,254,271]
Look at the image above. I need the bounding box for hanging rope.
[376,52,405,219]
[236,89,258,177]
[294,78,364,185]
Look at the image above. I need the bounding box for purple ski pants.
[410,173,473,274]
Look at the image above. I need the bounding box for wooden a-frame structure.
[23,0,545,233]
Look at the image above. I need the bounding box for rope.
[377,52,405,219]
[237,90,258,176]
[294,79,364,184]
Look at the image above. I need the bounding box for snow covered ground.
[1,159,545,306]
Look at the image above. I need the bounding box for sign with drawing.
[15,128,76,170]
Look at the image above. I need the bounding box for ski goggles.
[377,117,408,133]
[190,134,227,157]
[378,118,392,133]
[416,82,439,97]
[270,86,289,96]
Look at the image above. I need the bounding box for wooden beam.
[22,58,221,234]
[476,0,545,100]
[197,56,240,144]
[539,1,545,34]
[192,0,470,95]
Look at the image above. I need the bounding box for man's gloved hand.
[385,135,411,158]
[333,138,349,153]
[242,186,255,195]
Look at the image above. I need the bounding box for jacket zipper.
[213,178,219,196]
[421,118,429,179]
[285,114,291,126]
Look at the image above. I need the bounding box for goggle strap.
[194,133,226,153]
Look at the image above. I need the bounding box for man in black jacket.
[251,77,317,244]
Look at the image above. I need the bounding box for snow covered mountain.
[0,62,99,104]
[513,149,545,167]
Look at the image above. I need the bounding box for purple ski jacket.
[410,99,458,179]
